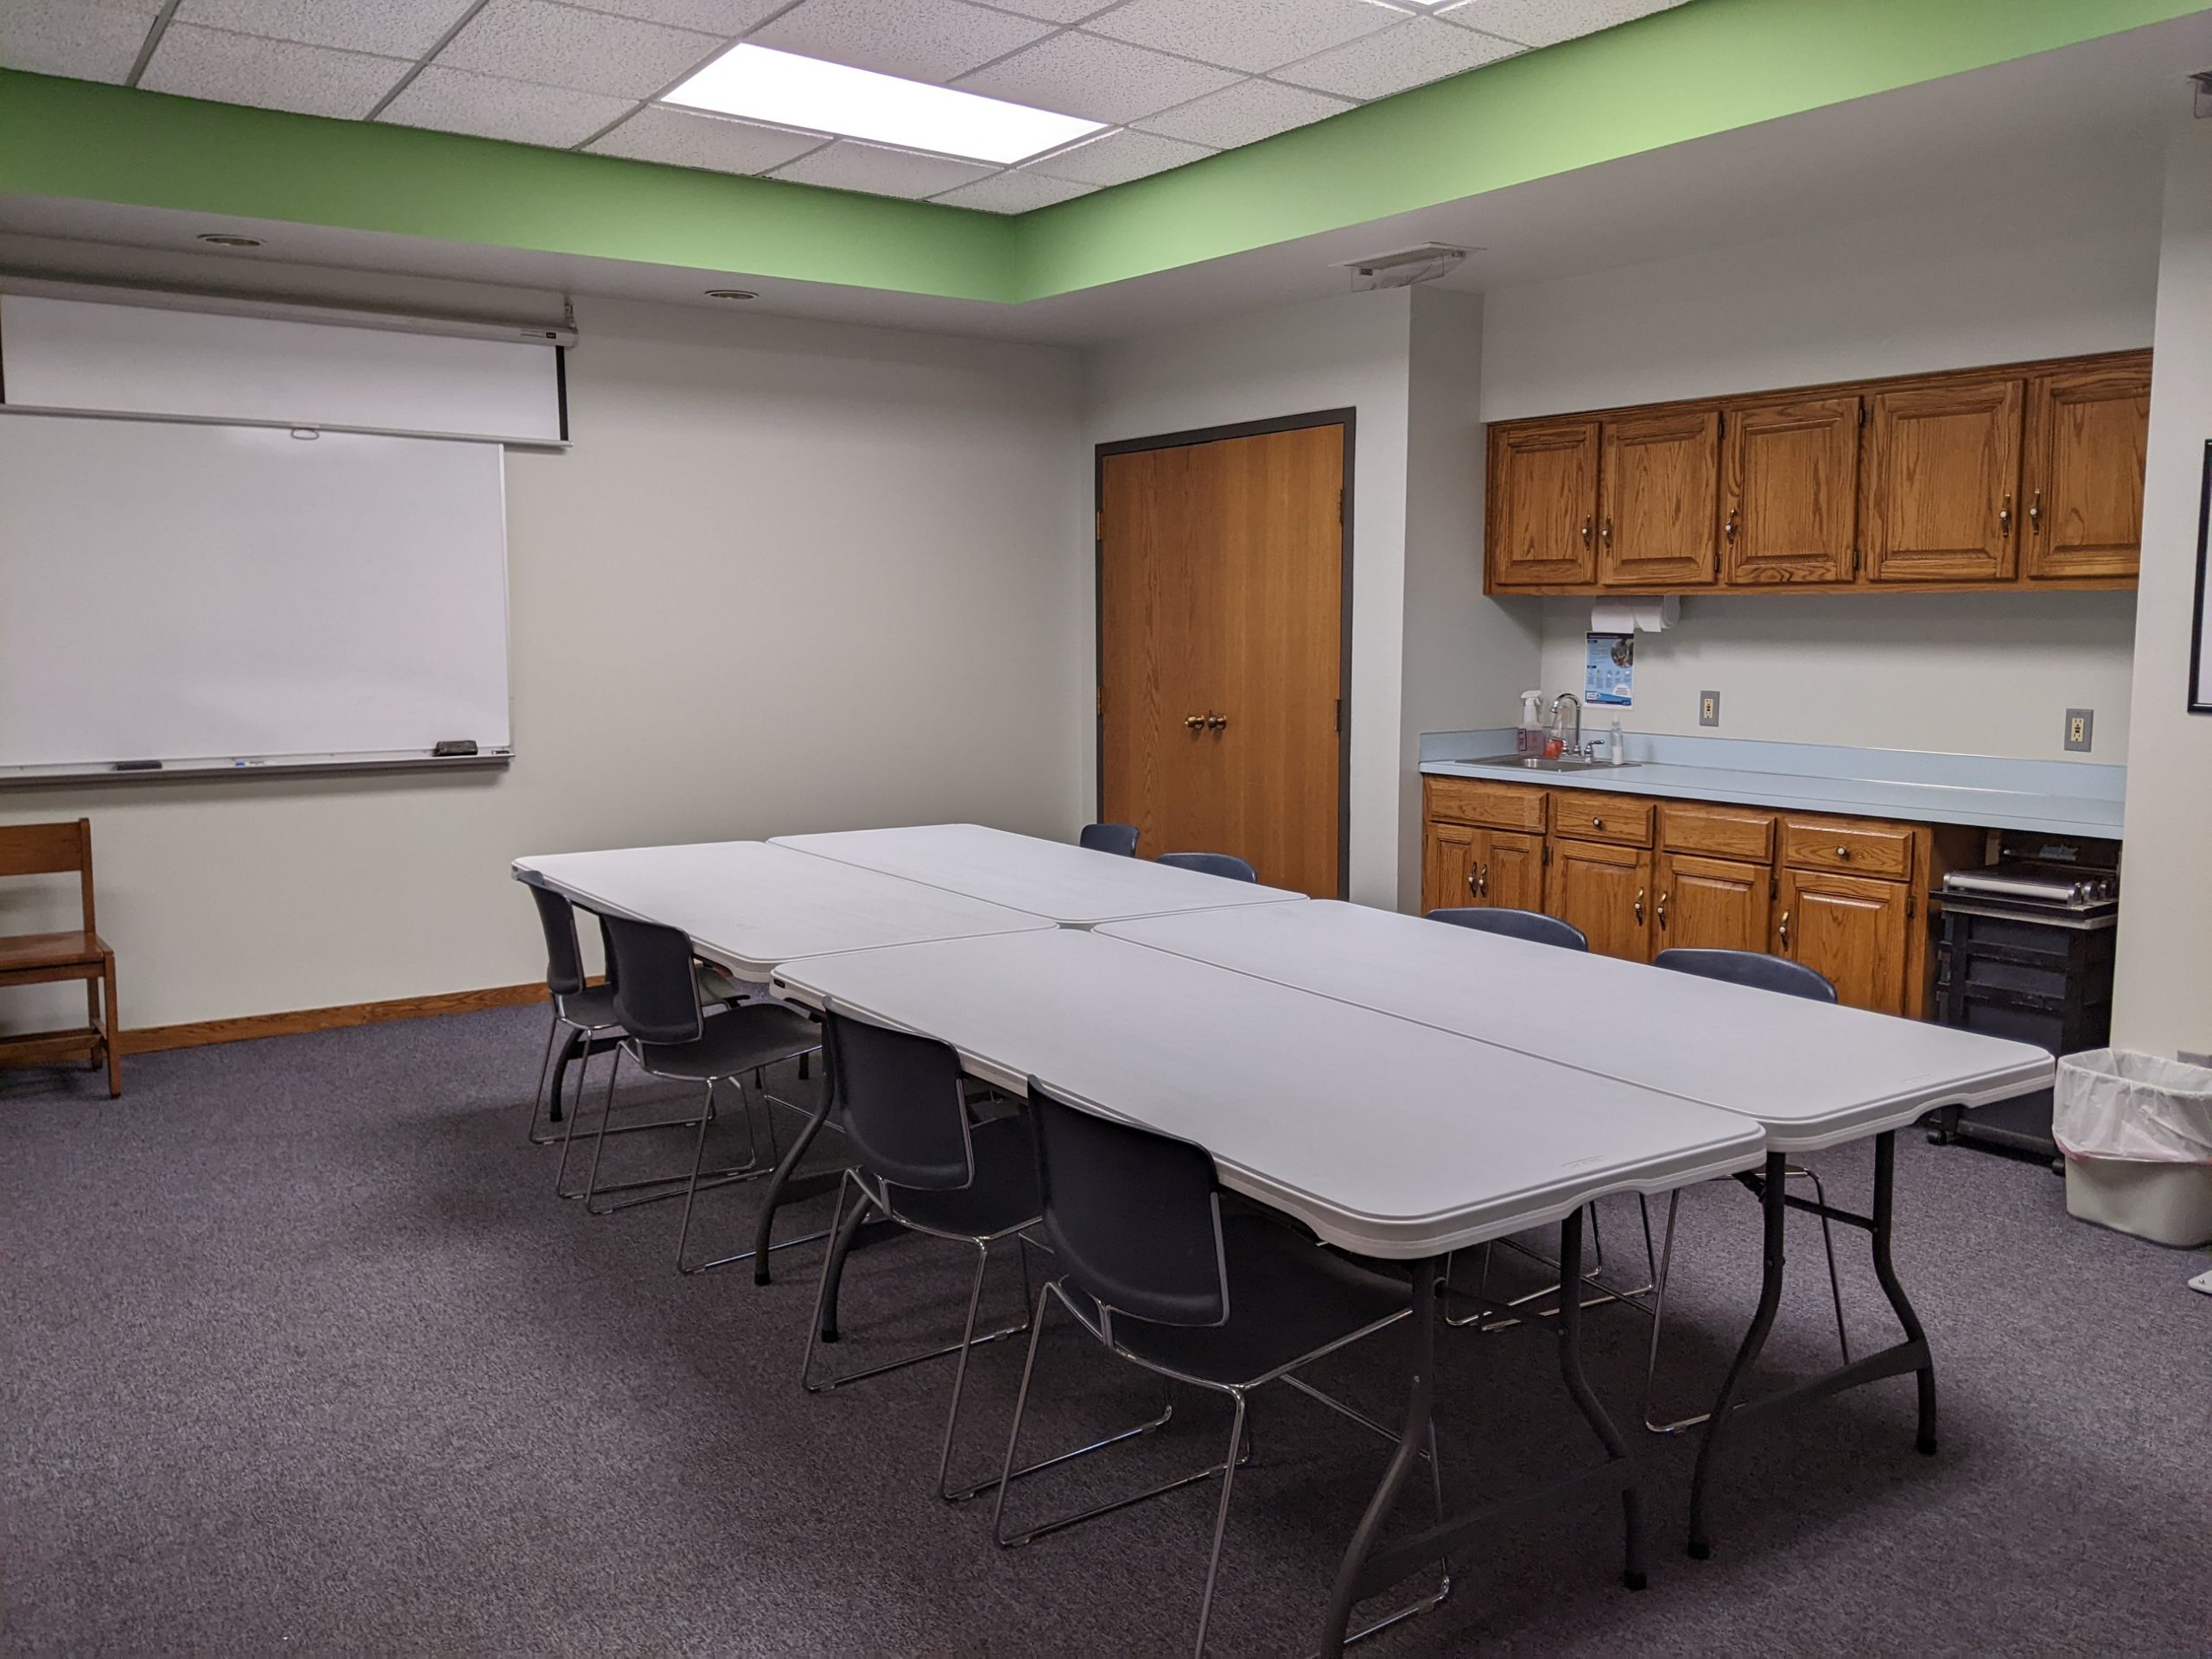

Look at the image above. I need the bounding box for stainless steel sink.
[1461,753,1641,772]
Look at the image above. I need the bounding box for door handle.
[1999,493,2013,536]
[2028,489,2042,532]
[1590,816,1605,830]
[1185,715,1205,730]
[1834,844,1851,860]
[1580,517,1593,548]
[1601,517,1614,548]
[1778,909,1791,952]
[1656,890,1669,931]
[1205,713,1228,731]
[1723,507,1738,542]
[1478,862,1489,899]
[1467,865,1479,896]
[1633,887,1644,925]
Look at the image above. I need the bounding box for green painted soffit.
[0,0,2202,308]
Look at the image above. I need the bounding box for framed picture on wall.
[2195,442,2212,713]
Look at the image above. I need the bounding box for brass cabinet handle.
[1205,713,1227,731]
[1633,887,1645,925]
[1656,890,1669,931]
[2028,489,2043,531]
[1591,816,1605,830]
[1601,517,1614,548]
[1479,862,1489,898]
[1581,517,1593,548]
[1778,909,1792,952]
[1723,507,1738,542]
[1467,865,1479,896]
[1185,715,1205,730]
[1999,493,2013,536]
[1834,844,1851,859]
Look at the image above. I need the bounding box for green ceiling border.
[0,0,2200,308]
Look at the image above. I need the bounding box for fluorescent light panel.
[663,44,1104,166]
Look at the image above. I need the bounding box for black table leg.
[1688,1150,1788,1559]
[1556,1209,1646,1591]
[1870,1130,1938,1456]
[750,1096,834,1285]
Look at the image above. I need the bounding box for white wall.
[0,297,1087,1032]
[2112,121,2212,1058]
[1486,177,2161,763]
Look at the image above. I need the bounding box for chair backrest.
[1078,823,1141,857]
[1156,851,1256,883]
[1654,947,1838,1003]
[527,884,589,998]
[600,913,706,1046]
[824,1002,974,1192]
[1427,906,1588,952]
[0,818,95,933]
[1028,1079,1229,1329]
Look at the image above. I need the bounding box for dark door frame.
[1094,407,1357,899]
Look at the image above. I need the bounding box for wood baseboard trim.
[117,982,550,1056]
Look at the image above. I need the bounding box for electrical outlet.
[2065,708,2094,753]
[1699,691,1720,728]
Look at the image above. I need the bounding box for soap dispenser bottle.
[1609,716,1627,766]
[1517,690,1545,757]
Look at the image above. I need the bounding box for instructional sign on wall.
[1586,632,1634,707]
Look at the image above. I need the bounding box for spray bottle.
[1517,690,1546,757]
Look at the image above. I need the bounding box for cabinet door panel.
[2023,359,2150,580]
[1599,408,1720,588]
[1486,831,1545,912]
[1490,422,1599,588]
[1546,839,1652,963]
[1422,818,1479,914]
[1656,853,1771,956]
[1777,868,1910,1015]
[1723,395,1859,585]
[1863,376,2022,583]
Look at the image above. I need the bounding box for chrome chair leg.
[582,1070,765,1217]
[552,1036,608,1200]
[1799,1165,1852,1364]
[1190,1390,1250,1658]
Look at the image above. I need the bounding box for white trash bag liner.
[2054,1048,2212,1165]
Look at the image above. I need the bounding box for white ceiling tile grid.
[752,0,1054,86]
[141,26,412,119]
[769,139,998,197]
[1,0,1700,210]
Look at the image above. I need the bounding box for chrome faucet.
[1548,692,1583,758]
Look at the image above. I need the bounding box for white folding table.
[769,823,1310,926]
[1094,900,2055,1554]
[771,926,1768,1653]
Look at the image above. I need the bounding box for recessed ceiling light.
[195,232,264,248]
[704,289,759,301]
[663,44,1103,166]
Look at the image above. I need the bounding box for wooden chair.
[0,819,121,1097]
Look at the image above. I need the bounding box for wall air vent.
[1338,244,1471,291]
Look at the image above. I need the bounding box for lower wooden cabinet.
[1421,818,1543,912]
[1545,839,1652,963]
[1654,851,1772,954]
[1777,867,1912,1016]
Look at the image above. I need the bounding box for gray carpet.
[3,1006,2209,1656]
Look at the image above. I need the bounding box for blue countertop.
[1419,730,2125,841]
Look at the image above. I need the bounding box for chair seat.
[558,966,747,1033]
[632,1002,819,1080]
[0,929,110,974]
[880,1115,1042,1240]
[1063,1212,1410,1389]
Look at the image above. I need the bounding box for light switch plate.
[1699,690,1720,728]
[2065,708,2094,752]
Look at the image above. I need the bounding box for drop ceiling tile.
[586,104,823,172]
[932,168,1096,213]
[769,140,997,199]
[141,23,409,117]
[1434,0,1686,50]
[966,0,1116,21]
[1084,0,1396,74]
[1134,78,1351,149]
[565,0,790,30]
[378,63,639,146]
[753,0,1054,86]
[0,0,162,83]
[955,33,1239,126]
[1276,14,1521,99]
[1027,127,1211,187]
[173,0,478,59]
[435,0,723,99]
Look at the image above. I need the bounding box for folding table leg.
[1555,1209,1646,1592]
[1869,1130,1939,1457]
[1687,1150,1787,1559]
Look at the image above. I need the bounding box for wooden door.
[1489,421,1599,588]
[1546,839,1651,963]
[1599,408,1720,588]
[1422,818,1479,912]
[1723,395,1859,585]
[1655,852,1771,955]
[2022,359,2151,580]
[1862,376,2022,583]
[1776,868,1910,1014]
[1099,423,1345,897]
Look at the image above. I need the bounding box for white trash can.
[2053,1049,2212,1248]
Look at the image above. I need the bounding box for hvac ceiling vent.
[2193,68,2212,118]
[1339,244,1471,290]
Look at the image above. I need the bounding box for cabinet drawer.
[1549,791,1654,848]
[1425,776,1547,831]
[1781,816,1915,880]
[1660,802,1776,861]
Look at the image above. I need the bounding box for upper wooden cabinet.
[1721,395,1859,586]
[1862,374,2022,584]
[1489,420,1599,587]
[1484,349,2147,595]
[1599,408,1720,588]
[2022,359,2152,580]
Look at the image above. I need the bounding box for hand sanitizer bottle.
[1610,716,1628,766]
[1518,690,1545,757]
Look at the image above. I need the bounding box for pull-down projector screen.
[0,412,511,779]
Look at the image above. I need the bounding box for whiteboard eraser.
[432,739,479,757]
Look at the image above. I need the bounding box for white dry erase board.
[0,412,512,780]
